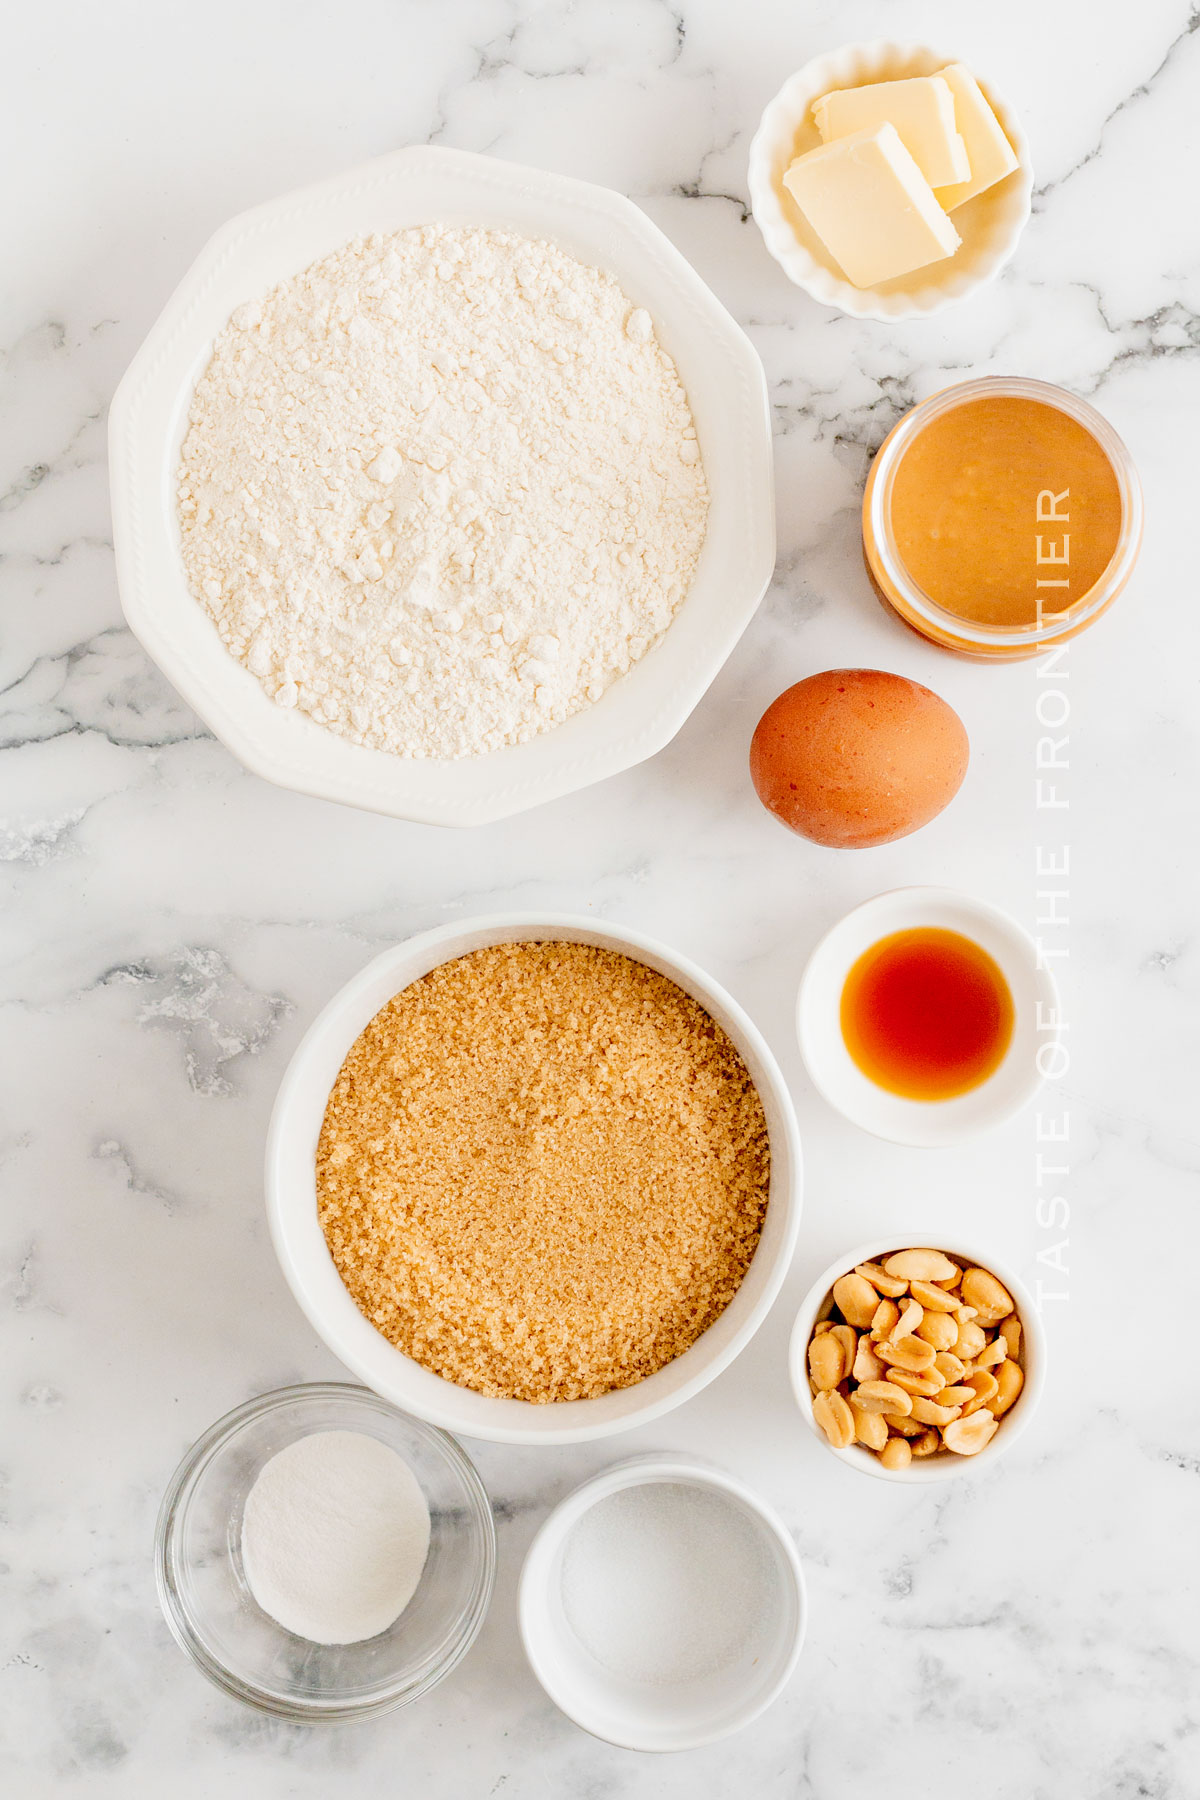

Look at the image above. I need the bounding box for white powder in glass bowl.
[177,224,709,761]
[240,1430,431,1645]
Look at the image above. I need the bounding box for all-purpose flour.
[178,225,709,759]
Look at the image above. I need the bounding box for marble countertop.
[4,1,1198,1793]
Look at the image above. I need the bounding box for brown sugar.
[316,941,770,1403]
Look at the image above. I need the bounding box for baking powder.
[240,1430,431,1644]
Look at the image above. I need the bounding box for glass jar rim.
[865,376,1143,651]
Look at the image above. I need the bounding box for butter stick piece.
[813,75,970,188]
[783,123,961,289]
[933,64,1020,210]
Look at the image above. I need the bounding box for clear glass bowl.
[155,1383,495,1720]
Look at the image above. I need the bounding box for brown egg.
[749,668,968,848]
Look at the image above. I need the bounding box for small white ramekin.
[267,914,802,1445]
[518,1455,806,1750]
[789,1238,1046,1484]
[797,886,1060,1147]
[748,41,1032,319]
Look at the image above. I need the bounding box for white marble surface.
[4,1,1198,1793]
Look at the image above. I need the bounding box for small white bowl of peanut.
[789,1240,1044,1482]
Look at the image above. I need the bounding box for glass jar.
[862,376,1143,659]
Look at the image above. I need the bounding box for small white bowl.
[518,1455,806,1750]
[789,1238,1046,1484]
[109,145,774,826]
[797,887,1059,1147]
[267,914,802,1445]
[748,41,1032,319]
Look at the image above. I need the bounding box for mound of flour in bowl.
[177,224,709,760]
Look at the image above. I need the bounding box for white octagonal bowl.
[266,914,803,1445]
[109,146,775,826]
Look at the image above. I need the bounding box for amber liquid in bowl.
[840,928,1015,1101]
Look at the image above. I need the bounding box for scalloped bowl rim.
[748,40,1033,320]
[109,145,775,826]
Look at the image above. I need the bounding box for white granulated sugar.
[559,1481,775,1686]
[178,225,709,759]
[240,1429,431,1645]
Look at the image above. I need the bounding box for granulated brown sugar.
[316,941,770,1403]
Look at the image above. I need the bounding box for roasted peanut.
[853,1334,885,1384]
[830,1323,858,1379]
[875,1335,936,1373]
[813,1388,855,1449]
[854,1407,888,1452]
[909,1395,963,1427]
[855,1380,913,1415]
[887,1367,944,1398]
[962,1370,1000,1415]
[892,1299,924,1341]
[870,1298,900,1338]
[883,1249,960,1284]
[854,1260,908,1299]
[909,1279,960,1313]
[915,1312,959,1352]
[882,1412,923,1436]
[992,1359,1025,1417]
[942,1409,999,1456]
[808,1330,845,1391]
[814,1250,1023,1467]
[832,1272,880,1329]
[960,1267,1014,1326]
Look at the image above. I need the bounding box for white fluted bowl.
[749,41,1032,319]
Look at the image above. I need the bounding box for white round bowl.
[748,41,1032,320]
[518,1454,806,1750]
[109,145,774,826]
[789,1238,1046,1484]
[797,886,1060,1147]
[266,914,802,1445]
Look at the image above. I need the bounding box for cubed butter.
[783,123,961,289]
[933,64,1020,210]
[813,75,970,189]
